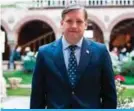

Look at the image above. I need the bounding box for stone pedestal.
[8,77,22,89]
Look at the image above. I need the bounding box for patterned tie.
[68,45,77,88]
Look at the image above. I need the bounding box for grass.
[3,71,32,84]
[122,89,134,98]
[7,88,31,96]
[7,87,134,99]
[3,71,134,98]
[122,76,134,85]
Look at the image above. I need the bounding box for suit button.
[72,91,75,95]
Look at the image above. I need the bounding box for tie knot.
[69,45,77,52]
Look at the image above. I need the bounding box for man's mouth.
[69,31,77,33]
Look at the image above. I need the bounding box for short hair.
[61,4,88,20]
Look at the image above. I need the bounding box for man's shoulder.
[38,39,60,52]
[85,39,108,57]
[85,38,106,50]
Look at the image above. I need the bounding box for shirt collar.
[62,36,83,50]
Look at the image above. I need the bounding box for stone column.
[7,32,17,70]
[0,30,7,103]
[103,31,111,51]
[8,40,17,71]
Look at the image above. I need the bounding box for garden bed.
[3,71,32,84]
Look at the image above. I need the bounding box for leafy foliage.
[3,71,32,84]
[115,80,134,109]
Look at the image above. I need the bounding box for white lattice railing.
[2,0,134,9]
[28,0,134,8]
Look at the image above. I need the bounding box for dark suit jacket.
[30,38,117,109]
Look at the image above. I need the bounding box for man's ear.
[60,20,63,26]
[85,22,88,30]
[60,20,63,33]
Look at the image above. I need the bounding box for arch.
[1,20,11,60]
[1,19,11,34]
[108,12,134,33]
[13,15,58,39]
[88,13,106,32]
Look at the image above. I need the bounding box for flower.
[115,75,125,82]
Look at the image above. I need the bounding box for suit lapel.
[52,38,93,88]
[52,39,71,87]
[76,38,93,86]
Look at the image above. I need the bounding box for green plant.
[23,56,36,73]
[115,80,134,109]
[120,58,134,77]
[7,88,31,96]
[3,71,32,84]
[113,65,121,75]
[122,89,134,98]
[122,76,134,85]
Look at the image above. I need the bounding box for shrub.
[115,80,134,109]
[121,60,134,77]
[22,52,36,73]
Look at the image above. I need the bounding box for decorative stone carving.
[8,77,22,89]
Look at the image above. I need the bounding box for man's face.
[61,9,87,44]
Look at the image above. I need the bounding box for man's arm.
[30,48,46,109]
[101,45,117,109]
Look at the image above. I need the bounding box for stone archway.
[86,20,104,43]
[107,13,134,51]
[86,13,106,43]
[1,26,10,60]
[88,13,106,32]
[109,19,134,52]
[17,20,55,53]
[1,19,11,34]
[13,15,58,53]
[108,12,134,33]
[14,15,58,39]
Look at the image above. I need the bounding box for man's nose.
[72,22,77,28]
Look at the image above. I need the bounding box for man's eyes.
[66,20,84,24]
[66,20,72,23]
[77,21,83,24]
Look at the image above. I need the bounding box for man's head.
[16,46,22,52]
[25,47,31,52]
[61,4,88,45]
[112,47,118,53]
[61,4,88,20]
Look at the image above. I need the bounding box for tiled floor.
[1,96,30,109]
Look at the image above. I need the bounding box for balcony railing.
[1,0,134,9]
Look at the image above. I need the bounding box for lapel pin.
[86,50,89,54]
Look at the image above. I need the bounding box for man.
[9,46,22,69]
[30,4,117,109]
